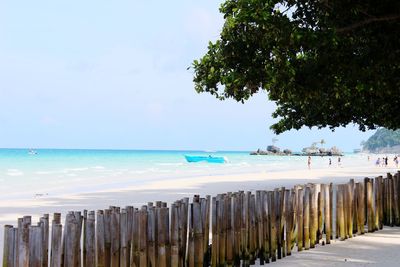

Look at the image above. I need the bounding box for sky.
[0,0,374,152]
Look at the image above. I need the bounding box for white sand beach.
[1,161,399,265]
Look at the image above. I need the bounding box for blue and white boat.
[185,155,227,163]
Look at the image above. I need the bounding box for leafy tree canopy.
[192,0,400,134]
[363,128,400,152]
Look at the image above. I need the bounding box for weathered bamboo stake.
[255,191,264,264]
[241,192,250,266]
[83,210,87,267]
[268,191,276,262]
[233,193,242,266]
[394,173,400,226]
[297,188,304,251]
[29,225,43,267]
[110,208,120,267]
[350,179,358,235]
[188,199,195,267]
[50,214,62,267]
[378,176,384,228]
[211,197,218,267]
[126,205,134,266]
[119,209,129,267]
[249,194,257,263]
[276,188,285,259]
[180,198,189,267]
[225,195,234,267]
[96,211,105,267]
[148,205,157,267]
[201,196,211,265]
[220,194,228,267]
[303,186,310,250]
[329,183,333,240]
[337,185,346,241]
[309,184,317,248]
[170,203,179,267]
[388,174,394,226]
[261,191,270,263]
[193,198,204,267]
[285,190,293,256]
[63,213,76,267]
[39,214,49,267]
[104,209,112,267]
[366,180,375,232]
[73,211,83,267]
[355,183,365,235]
[138,207,148,267]
[18,216,31,267]
[159,207,169,267]
[84,211,95,267]
[346,183,353,238]
[341,184,348,239]
[131,208,140,267]
[3,225,15,267]
[323,184,331,244]
[374,178,381,231]
[317,187,323,243]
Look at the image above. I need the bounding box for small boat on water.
[185,155,227,163]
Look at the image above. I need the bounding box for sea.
[0,148,373,201]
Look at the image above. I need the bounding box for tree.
[192,0,400,134]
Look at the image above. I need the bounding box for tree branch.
[337,14,400,33]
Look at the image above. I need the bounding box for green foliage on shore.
[363,129,400,152]
[192,0,400,134]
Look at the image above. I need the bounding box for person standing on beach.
[308,156,311,169]
[329,158,332,166]
[338,156,341,166]
[376,158,381,167]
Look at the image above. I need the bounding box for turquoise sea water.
[0,149,368,200]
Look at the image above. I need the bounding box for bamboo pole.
[297,188,304,251]
[337,185,346,241]
[170,203,179,267]
[18,216,31,267]
[40,214,49,267]
[309,184,317,248]
[104,209,112,266]
[84,211,95,267]
[323,184,331,244]
[29,225,43,267]
[366,179,375,232]
[139,207,148,267]
[50,222,62,267]
[303,186,310,250]
[3,225,15,267]
[193,199,204,267]
[261,191,270,263]
[317,186,323,243]
[148,205,157,267]
[158,207,168,267]
[110,208,120,267]
[268,191,277,262]
[211,197,218,267]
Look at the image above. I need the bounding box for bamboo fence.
[3,171,400,267]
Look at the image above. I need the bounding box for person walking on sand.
[308,156,311,169]
[376,157,381,167]
[338,156,341,167]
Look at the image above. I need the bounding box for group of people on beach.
[307,156,341,169]
[375,155,399,167]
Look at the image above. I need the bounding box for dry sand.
[255,227,400,267]
[1,164,399,264]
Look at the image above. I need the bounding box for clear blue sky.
[0,0,374,152]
